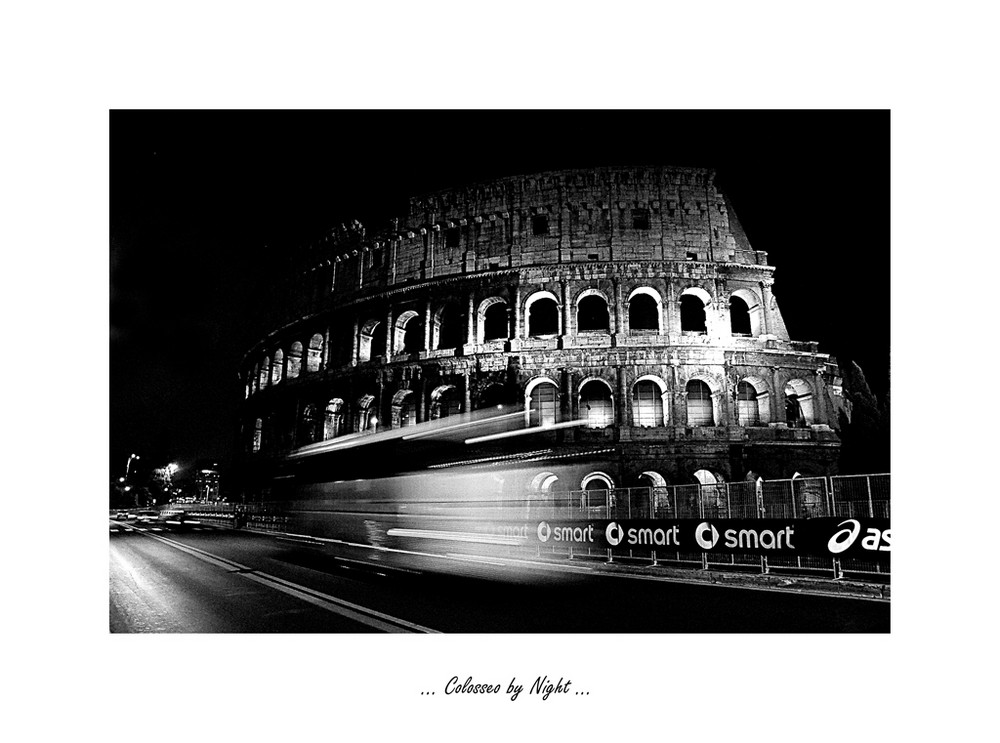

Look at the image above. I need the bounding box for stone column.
[613,279,622,337]
[467,292,476,345]
[560,280,569,337]
[424,299,433,352]
[771,366,783,423]
[386,306,394,357]
[760,280,773,336]
[463,369,472,413]
[351,317,359,366]
[512,284,522,339]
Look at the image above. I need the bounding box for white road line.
[125,526,438,632]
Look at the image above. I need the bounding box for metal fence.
[544,474,890,578]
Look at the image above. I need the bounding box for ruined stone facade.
[238,166,846,499]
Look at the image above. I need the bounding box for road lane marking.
[123,525,438,632]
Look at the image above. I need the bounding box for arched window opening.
[577,295,609,333]
[259,357,270,390]
[252,418,263,453]
[358,319,384,362]
[528,381,559,427]
[736,381,760,426]
[431,385,462,420]
[392,390,416,429]
[730,297,752,336]
[628,294,659,331]
[579,380,614,428]
[287,342,303,379]
[632,380,665,427]
[271,349,284,385]
[530,472,560,492]
[299,404,321,446]
[686,379,714,426]
[784,379,815,427]
[527,297,559,337]
[435,304,464,350]
[306,333,323,373]
[581,472,614,513]
[477,383,508,410]
[394,311,424,355]
[324,398,345,440]
[638,470,669,518]
[680,295,707,333]
[482,302,508,341]
[355,394,376,432]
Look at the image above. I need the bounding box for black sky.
[110,110,889,484]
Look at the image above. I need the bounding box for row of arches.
[246,284,771,396]
[249,372,820,452]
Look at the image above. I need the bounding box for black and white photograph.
[110,110,889,634]
[12,5,997,740]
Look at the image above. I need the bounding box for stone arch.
[271,349,284,385]
[581,471,615,490]
[476,382,509,410]
[524,290,561,337]
[394,310,423,354]
[626,286,662,333]
[575,288,611,333]
[477,296,509,342]
[299,403,322,445]
[632,374,669,427]
[430,384,462,419]
[433,302,465,350]
[524,375,559,426]
[391,389,417,428]
[729,288,764,337]
[252,417,262,453]
[358,318,385,362]
[306,333,323,373]
[530,471,560,492]
[355,393,376,432]
[324,397,345,440]
[637,470,669,517]
[784,378,816,426]
[685,378,717,426]
[578,377,614,428]
[287,341,303,378]
[258,356,270,390]
[737,375,771,426]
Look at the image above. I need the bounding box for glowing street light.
[370,416,379,433]
[125,453,140,479]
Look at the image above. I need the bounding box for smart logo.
[695,522,720,549]
[827,519,891,554]
[537,521,552,542]
[605,521,624,547]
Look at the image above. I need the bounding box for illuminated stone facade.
[238,167,847,499]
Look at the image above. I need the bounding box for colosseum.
[237,166,848,501]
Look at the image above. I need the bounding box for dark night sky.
[110,110,889,484]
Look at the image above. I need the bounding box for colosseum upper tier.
[239,166,847,498]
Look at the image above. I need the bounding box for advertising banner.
[527,518,890,559]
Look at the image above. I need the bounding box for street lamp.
[125,453,140,480]
[370,416,379,433]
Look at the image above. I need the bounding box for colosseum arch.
[391,389,417,428]
[433,302,465,350]
[477,296,509,343]
[685,376,719,426]
[626,286,662,333]
[271,349,284,385]
[394,310,424,354]
[476,382,509,410]
[287,341,303,378]
[529,471,560,492]
[575,288,610,333]
[679,286,713,333]
[298,403,322,446]
[430,384,462,419]
[736,375,771,426]
[258,356,270,390]
[324,397,346,439]
[632,374,669,427]
[729,288,764,337]
[358,318,385,362]
[581,471,615,490]
[637,469,670,517]
[524,290,561,338]
[524,376,559,426]
[354,393,376,432]
[784,378,816,427]
[578,377,614,428]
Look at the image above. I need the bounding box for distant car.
[136,509,158,523]
[114,511,129,520]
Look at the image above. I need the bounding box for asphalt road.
[109,521,890,633]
